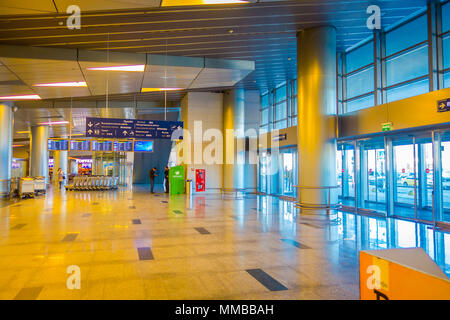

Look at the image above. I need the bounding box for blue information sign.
[438,98,450,112]
[85,117,183,140]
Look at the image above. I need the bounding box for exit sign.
[382,122,393,132]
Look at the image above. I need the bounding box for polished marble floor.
[0,185,448,300]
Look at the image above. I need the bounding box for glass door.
[392,137,416,219]
[279,148,297,197]
[415,136,433,221]
[341,142,355,207]
[259,151,268,193]
[358,138,386,213]
[439,131,450,223]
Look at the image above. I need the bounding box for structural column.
[52,151,68,184]
[297,26,338,207]
[223,88,245,190]
[30,125,49,183]
[0,102,13,195]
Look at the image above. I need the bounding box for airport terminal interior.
[0,0,449,300]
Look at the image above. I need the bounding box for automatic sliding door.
[359,138,386,213]
[416,137,433,221]
[393,139,415,219]
[440,132,450,223]
[341,143,355,207]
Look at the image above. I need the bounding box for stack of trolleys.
[19,177,35,198]
[33,176,46,195]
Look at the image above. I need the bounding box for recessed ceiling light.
[0,94,41,100]
[87,65,145,72]
[33,81,87,87]
[141,88,184,92]
[162,0,249,5]
[37,121,69,125]
[13,144,25,147]
[16,131,30,134]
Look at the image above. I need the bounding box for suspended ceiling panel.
[0,44,254,99]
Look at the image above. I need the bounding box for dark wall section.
[132,111,179,184]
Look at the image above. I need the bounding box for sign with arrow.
[85,117,183,140]
[438,98,450,113]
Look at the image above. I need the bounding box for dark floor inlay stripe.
[137,247,154,260]
[281,238,311,249]
[132,219,141,225]
[161,201,168,203]
[82,213,91,217]
[173,210,183,214]
[195,227,210,235]
[92,202,99,205]
[129,206,136,209]
[300,222,323,229]
[246,269,288,291]
[62,233,78,242]
[11,223,27,230]
[14,286,43,300]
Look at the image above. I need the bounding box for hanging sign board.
[85,117,183,140]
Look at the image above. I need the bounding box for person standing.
[164,166,169,193]
[57,168,65,189]
[149,167,157,193]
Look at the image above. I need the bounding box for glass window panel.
[346,94,375,113]
[443,2,450,33]
[292,79,297,95]
[444,71,450,88]
[275,101,287,121]
[386,78,429,102]
[261,109,269,125]
[274,120,286,130]
[386,45,429,86]
[261,94,269,108]
[291,97,297,115]
[386,14,428,56]
[275,84,287,102]
[443,35,450,70]
[346,66,374,98]
[346,41,374,73]
[291,116,297,126]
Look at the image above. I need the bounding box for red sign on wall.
[426,168,430,174]
[196,169,205,192]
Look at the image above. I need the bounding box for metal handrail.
[294,185,342,210]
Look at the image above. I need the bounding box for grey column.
[30,125,49,183]
[0,103,13,195]
[297,26,337,207]
[52,151,68,183]
[223,89,245,190]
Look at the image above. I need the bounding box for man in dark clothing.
[164,166,169,193]
[149,167,157,193]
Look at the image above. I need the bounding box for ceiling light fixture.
[0,95,41,100]
[16,131,30,134]
[141,88,184,92]
[33,82,87,87]
[37,121,69,125]
[162,0,249,6]
[87,65,145,72]
[13,144,24,147]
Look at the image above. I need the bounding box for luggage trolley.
[19,177,35,198]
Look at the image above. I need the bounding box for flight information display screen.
[133,140,154,152]
[70,140,91,151]
[113,141,133,152]
[92,140,113,151]
[48,139,69,151]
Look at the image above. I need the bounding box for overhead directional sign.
[437,98,450,113]
[85,117,183,140]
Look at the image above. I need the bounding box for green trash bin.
[169,165,185,195]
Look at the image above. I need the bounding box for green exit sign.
[382,122,393,132]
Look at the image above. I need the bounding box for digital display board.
[113,141,133,152]
[70,140,91,151]
[92,140,113,151]
[133,140,154,152]
[48,139,69,151]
